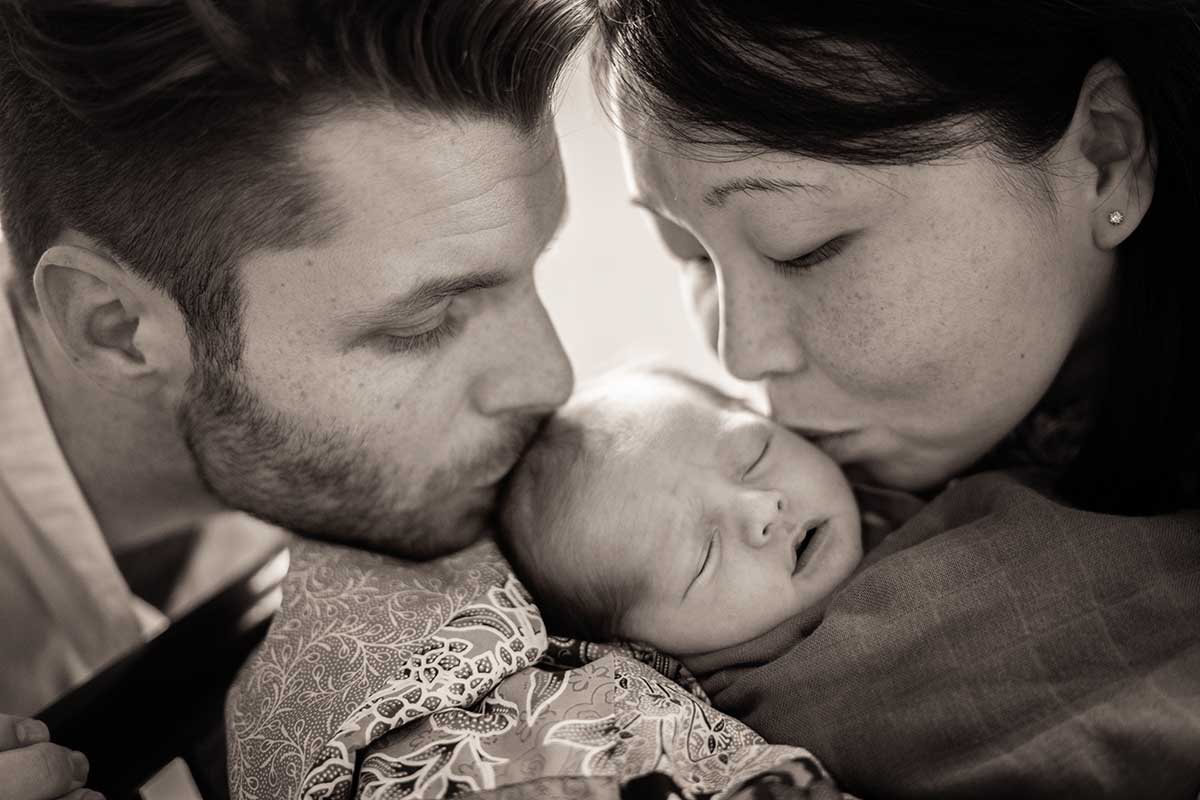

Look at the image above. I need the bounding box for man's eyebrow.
[703,177,830,208]
[338,269,510,329]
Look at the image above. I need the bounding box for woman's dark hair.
[0,0,589,371]
[592,0,1200,514]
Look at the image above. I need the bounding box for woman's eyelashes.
[767,236,847,275]
[673,234,847,277]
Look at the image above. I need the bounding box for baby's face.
[575,373,862,655]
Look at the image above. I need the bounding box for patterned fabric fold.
[226,537,845,800]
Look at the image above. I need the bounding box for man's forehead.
[300,107,565,230]
[235,108,565,346]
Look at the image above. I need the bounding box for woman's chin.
[844,455,962,493]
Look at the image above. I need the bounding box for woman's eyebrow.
[703,177,831,208]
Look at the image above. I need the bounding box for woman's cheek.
[680,262,720,353]
[798,260,968,408]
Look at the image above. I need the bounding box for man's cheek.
[326,351,449,420]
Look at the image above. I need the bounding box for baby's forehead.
[570,438,701,553]
[558,467,671,584]
[559,378,757,501]
[569,371,743,430]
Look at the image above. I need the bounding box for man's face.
[181,110,574,558]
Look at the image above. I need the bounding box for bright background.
[536,58,736,392]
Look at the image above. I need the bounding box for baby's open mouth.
[791,519,827,575]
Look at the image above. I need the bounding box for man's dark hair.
[0,0,589,370]
[592,0,1200,515]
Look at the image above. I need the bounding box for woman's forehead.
[620,132,872,221]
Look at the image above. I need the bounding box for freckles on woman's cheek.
[809,267,957,400]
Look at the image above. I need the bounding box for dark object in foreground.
[38,543,288,800]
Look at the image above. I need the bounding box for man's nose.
[471,291,574,417]
[736,489,787,548]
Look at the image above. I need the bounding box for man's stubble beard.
[177,363,545,559]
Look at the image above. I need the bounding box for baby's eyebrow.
[709,419,750,471]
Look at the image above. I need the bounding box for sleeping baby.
[497,366,863,658]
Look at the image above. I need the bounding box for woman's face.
[618,113,1119,491]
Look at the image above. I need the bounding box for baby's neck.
[669,607,820,683]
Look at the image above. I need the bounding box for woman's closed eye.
[767,235,848,275]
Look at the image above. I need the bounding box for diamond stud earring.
[1108,210,1126,225]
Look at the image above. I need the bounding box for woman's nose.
[737,489,786,548]
[716,259,808,381]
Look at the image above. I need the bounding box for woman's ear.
[33,243,168,397]
[1074,58,1156,250]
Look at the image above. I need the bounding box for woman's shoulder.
[853,468,1057,562]
[872,467,1199,568]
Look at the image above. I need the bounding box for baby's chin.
[662,609,818,676]
[654,590,842,666]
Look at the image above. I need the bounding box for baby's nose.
[740,490,786,547]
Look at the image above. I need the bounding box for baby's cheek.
[718,576,798,633]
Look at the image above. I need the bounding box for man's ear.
[1073,59,1156,250]
[33,243,170,397]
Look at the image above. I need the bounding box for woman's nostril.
[776,498,783,511]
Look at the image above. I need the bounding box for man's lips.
[462,416,547,492]
[477,460,518,489]
[436,451,524,504]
